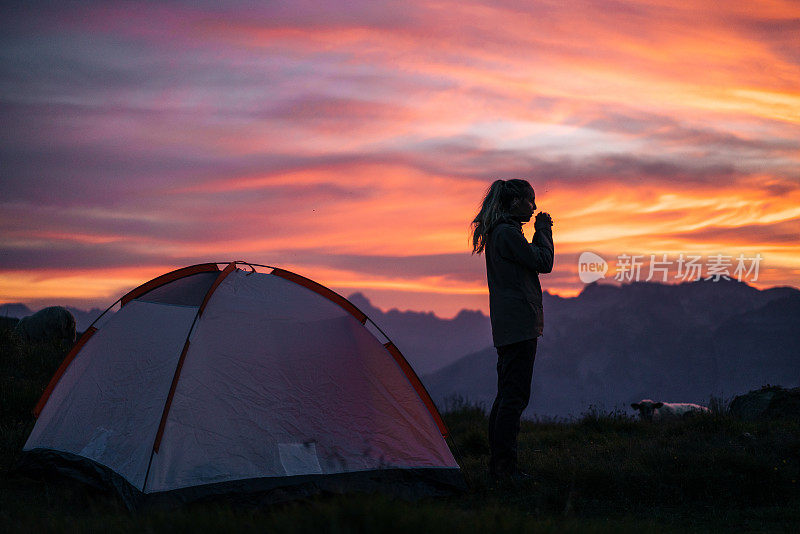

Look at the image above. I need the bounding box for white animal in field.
[630,399,710,421]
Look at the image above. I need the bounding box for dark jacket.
[485,217,554,347]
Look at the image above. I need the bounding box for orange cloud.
[2,1,798,316]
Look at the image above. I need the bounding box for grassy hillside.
[1,326,798,533]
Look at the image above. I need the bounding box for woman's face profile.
[511,191,536,222]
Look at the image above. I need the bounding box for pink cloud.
[1,0,799,315]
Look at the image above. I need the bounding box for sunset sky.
[1,0,799,317]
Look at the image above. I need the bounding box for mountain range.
[421,279,800,418]
[347,293,491,374]
[4,278,798,418]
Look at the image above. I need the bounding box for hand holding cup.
[534,211,553,229]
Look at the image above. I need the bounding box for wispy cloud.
[1,0,798,314]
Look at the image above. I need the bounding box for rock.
[729,386,800,420]
[13,306,76,343]
[0,316,20,331]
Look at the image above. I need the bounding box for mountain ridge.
[423,279,800,418]
[3,279,798,402]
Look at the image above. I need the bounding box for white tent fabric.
[25,300,198,489]
[23,264,460,501]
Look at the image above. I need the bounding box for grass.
[1,326,799,533]
[444,397,800,532]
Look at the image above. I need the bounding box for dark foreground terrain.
[1,326,798,533]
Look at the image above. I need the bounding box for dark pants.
[488,337,537,476]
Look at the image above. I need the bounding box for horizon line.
[3,278,798,320]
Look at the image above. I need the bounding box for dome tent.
[21,262,463,507]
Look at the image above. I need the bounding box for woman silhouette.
[471,179,554,481]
